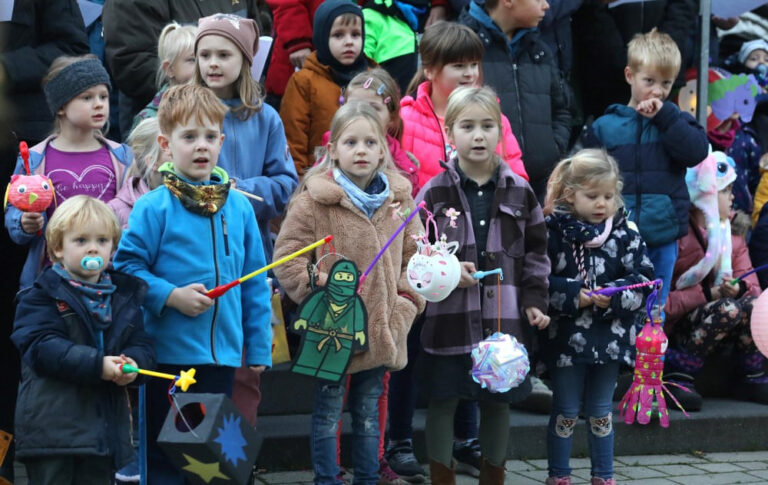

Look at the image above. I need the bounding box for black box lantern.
[158,393,261,484]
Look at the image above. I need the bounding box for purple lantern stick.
[358,201,426,293]
[587,279,663,298]
[729,263,768,285]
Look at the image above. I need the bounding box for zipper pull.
[221,213,230,256]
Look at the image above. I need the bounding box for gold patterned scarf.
[159,163,230,216]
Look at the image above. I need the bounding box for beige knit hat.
[195,14,259,65]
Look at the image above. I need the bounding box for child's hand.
[167,284,213,317]
[590,287,612,309]
[636,98,663,118]
[719,280,740,299]
[289,48,311,68]
[249,365,266,374]
[111,355,138,386]
[578,288,593,308]
[457,261,478,288]
[759,153,768,171]
[525,307,550,329]
[20,212,43,234]
[101,356,123,381]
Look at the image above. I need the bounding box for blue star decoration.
[213,413,247,466]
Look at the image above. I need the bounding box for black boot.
[665,372,703,412]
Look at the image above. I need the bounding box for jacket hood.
[303,51,335,79]
[113,177,150,209]
[401,82,435,113]
[604,103,640,117]
[305,168,413,206]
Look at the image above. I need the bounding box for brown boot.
[429,459,456,485]
[478,458,506,485]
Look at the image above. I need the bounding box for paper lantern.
[751,289,768,357]
[407,238,461,302]
[158,393,262,485]
[471,332,530,393]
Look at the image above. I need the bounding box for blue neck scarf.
[333,168,390,218]
[53,263,115,325]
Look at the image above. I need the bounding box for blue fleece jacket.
[113,181,272,368]
[585,101,708,246]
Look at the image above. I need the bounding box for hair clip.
[363,77,374,89]
[376,83,386,96]
[339,94,345,105]
[382,96,391,105]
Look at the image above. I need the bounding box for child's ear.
[563,187,575,204]
[157,133,170,151]
[624,66,634,85]
[219,133,225,147]
[326,142,336,162]
[424,66,436,82]
[162,59,173,79]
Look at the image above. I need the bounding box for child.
[273,101,425,485]
[108,117,168,228]
[401,21,527,190]
[458,0,571,202]
[280,0,370,175]
[194,13,299,262]
[131,22,197,129]
[585,29,709,318]
[112,84,272,483]
[5,54,132,290]
[740,39,768,90]
[12,195,155,485]
[665,153,766,410]
[416,86,550,484]
[542,149,654,485]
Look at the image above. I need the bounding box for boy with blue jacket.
[585,28,708,314]
[113,84,272,484]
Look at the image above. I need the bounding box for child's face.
[197,35,244,98]
[53,219,114,284]
[745,49,768,71]
[625,66,675,107]
[168,48,196,85]
[718,184,734,221]
[328,16,363,66]
[329,117,384,189]
[448,105,500,168]
[159,116,225,183]
[345,87,393,134]
[506,0,549,30]
[59,84,109,131]
[427,61,480,100]
[566,179,617,224]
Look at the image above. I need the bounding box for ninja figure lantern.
[4,142,55,214]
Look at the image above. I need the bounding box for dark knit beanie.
[43,58,111,115]
[196,14,260,65]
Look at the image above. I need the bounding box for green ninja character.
[291,259,368,381]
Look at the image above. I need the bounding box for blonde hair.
[46,195,121,262]
[296,101,393,197]
[627,28,681,79]
[444,86,506,160]
[126,118,163,186]
[157,84,228,135]
[156,22,197,88]
[406,21,484,96]
[346,69,403,141]
[544,149,624,215]
[194,42,263,120]
[42,54,106,135]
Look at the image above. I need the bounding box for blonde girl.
[273,102,424,485]
[132,22,197,128]
[416,86,549,483]
[194,13,298,261]
[6,54,131,289]
[400,21,527,189]
[542,149,654,485]
[108,117,169,228]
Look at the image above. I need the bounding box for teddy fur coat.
[273,169,425,374]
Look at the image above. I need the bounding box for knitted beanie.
[195,14,259,65]
[739,39,768,65]
[43,58,111,115]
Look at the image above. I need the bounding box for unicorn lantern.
[407,207,462,302]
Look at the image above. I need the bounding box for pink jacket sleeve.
[499,114,528,181]
[733,235,761,297]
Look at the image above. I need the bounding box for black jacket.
[0,0,89,142]
[12,269,155,468]
[459,6,571,201]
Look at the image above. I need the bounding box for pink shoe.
[545,477,572,485]
[591,478,616,485]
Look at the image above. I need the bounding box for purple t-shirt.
[45,145,117,218]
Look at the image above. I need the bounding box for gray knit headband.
[44,58,111,114]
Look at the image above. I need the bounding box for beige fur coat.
[273,169,425,374]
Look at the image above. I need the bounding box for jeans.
[312,367,385,485]
[547,363,619,480]
[646,241,679,320]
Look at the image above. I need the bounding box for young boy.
[12,195,155,485]
[458,0,571,202]
[113,84,272,483]
[585,28,709,317]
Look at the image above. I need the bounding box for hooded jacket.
[273,169,425,373]
[107,177,151,229]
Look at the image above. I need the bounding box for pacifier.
[80,256,104,271]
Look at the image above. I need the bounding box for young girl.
[401,21,527,189]
[273,101,425,485]
[280,0,370,175]
[5,54,131,290]
[194,13,299,262]
[542,149,655,485]
[108,117,168,228]
[416,86,549,484]
[131,21,197,129]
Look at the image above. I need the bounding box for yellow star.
[175,368,197,392]
[182,454,229,483]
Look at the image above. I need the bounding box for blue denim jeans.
[647,241,679,320]
[547,363,619,480]
[312,366,385,485]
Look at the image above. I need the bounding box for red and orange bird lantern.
[4,142,55,234]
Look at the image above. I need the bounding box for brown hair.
[544,149,624,215]
[46,195,121,262]
[405,21,484,96]
[627,28,681,79]
[157,84,228,135]
[345,68,404,140]
[193,47,264,119]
